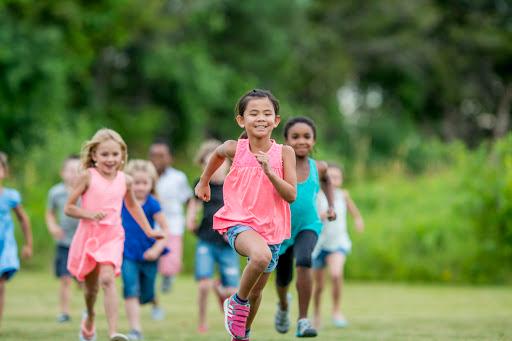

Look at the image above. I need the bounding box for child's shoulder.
[48,182,65,194]
[1,187,21,205]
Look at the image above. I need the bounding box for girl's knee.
[99,273,115,289]
[296,255,313,268]
[250,249,272,271]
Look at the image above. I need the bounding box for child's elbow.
[64,205,71,216]
[286,189,297,203]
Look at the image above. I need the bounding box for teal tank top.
[280,158,323,254]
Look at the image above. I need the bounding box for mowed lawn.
[1,271,510,340]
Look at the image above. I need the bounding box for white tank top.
[313,188,352,256]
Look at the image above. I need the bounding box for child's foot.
[110,333,129,341]
[197,324,208,334]
[79,316,96,341]
[224,294,250,339]
[151,306,165,321]
[56,313,71,323]
[230,329,250,341]
[274,293,291,334]
[332,315,348,328]
[127,330,143,340]
[296,318,317,338]
[161,276,174,293]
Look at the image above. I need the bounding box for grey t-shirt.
[47,182,79,247]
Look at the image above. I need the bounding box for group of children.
[0,88,365,341]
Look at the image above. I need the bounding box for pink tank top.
[213,139,291,245]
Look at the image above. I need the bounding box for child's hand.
[195,182,211,202]
[143,248,160,261]
[22,244,32,259]
[148,229,165,240]
[355,217,364,232]
[88,211,107,221]
[49,227,64,241]
[255,151,271,175]
[326,207,337,221]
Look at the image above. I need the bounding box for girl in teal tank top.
[275,117,336,338]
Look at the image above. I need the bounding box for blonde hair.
[0,151,8,175]
[194,139,222,165]
[125,159,158,195]
[81,128,128,170]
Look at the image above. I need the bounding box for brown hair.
[235,89,280,117]
[81,128,128,170]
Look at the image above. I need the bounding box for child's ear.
[235,115,245,129]
[274,115,281,128]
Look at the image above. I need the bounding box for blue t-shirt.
[122,195,167,261]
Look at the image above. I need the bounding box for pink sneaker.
[224,295,250,339]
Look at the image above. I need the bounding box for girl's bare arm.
[13,205,32,258]
[195,140,236,201]
[256,145,296,203]
[344,190,364,231]
[124,175,164,240]
[64,172,105,220]
[318,161,336,221]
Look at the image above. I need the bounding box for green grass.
[1,271,511,340]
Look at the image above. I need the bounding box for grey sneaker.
[151,306,165,321]
[274,295,291,334]
[127,329,143,340]
[56,313,71,323]
[110,333,129,341]
[296,318,317,337]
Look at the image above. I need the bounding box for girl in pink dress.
[195,89,297,341]
[65,129,164,341]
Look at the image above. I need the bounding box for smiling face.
[236,97,280,139]
[285,122,316,158]
[131,170,153,201]
[92,139,123,177]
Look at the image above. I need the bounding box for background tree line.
[0,0,510,283]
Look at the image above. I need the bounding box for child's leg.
[234,230,272,299]
[83,266,100,331]
[246,272,271,329]
[327,252,346,317]
[275,246,294,310]
[216,244,240,307]
[60,276,72,315]
[98,263,120,336]
[313,268,325,327]
[195,240,215,330]
[198,278,211,330]
[125,297,141,332]
[0,277,5,327]
[294,230,318,319]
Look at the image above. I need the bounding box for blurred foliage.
[1,1,511,282]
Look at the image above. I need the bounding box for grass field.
[1,271,510,340]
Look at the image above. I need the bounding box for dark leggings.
[275,230,318,287]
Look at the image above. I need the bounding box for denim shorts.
[54,245,71,278]
[121,258,158,304]
[225,225,281,273]
[312,247,350,269]
[195,240,240,287]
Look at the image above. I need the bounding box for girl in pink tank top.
[195,89,297,341]
[65,129,163,341]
